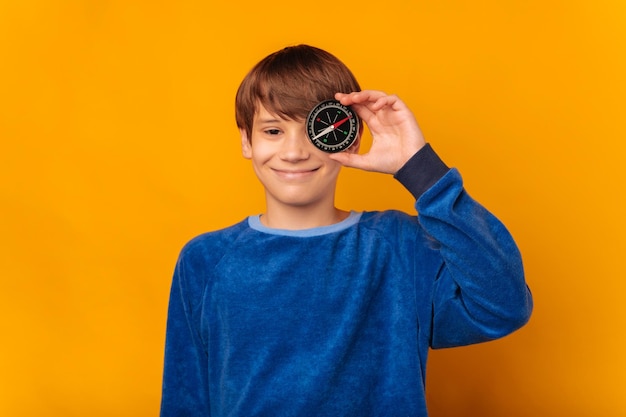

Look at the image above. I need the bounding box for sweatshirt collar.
[248,211,362,237]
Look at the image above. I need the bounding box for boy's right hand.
[330,90,427,175]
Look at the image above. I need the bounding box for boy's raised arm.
[333,91,533,346]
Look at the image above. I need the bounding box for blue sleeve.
[160,248,211,416]
[395,145,533,348]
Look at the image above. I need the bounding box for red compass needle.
[332,116,351,129]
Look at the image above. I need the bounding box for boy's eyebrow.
[256,117,284,124]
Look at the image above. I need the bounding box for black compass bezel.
[305,99,360,153]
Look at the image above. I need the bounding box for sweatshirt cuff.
[393,143,450,200]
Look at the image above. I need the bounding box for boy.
[160,44,532,416]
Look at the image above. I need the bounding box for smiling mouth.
[272,167,320,179]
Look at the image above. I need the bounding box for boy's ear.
[240,129,252,159]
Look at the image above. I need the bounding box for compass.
[306,99,360,153]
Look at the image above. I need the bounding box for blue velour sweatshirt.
[160,144,533,417]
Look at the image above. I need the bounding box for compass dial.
[306,100,360,153]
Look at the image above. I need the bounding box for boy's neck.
[260,205,351,230]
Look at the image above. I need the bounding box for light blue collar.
[248,211,362,237]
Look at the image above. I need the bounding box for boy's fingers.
[336,90,386,106]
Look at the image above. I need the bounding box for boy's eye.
[265,129,281,135]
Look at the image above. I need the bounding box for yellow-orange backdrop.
[1,1,624,416]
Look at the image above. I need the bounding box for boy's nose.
[279,132,311,161]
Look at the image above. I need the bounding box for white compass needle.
[312,125,336,140]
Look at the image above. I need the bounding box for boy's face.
[241,103,358,211]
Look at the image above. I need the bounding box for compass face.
[306,100,360,153]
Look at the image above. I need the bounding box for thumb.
[329,152,373,171]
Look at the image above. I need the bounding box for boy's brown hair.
[235,44,361,139]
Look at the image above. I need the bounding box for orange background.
[1,1,625,416]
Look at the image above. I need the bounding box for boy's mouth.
[272,167,320,179]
